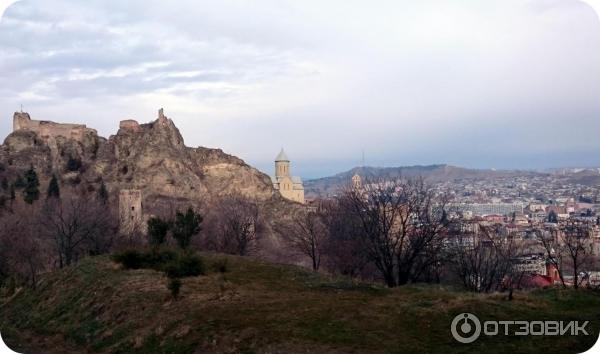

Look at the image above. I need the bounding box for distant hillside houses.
[449,203,524,216]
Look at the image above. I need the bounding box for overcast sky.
[1,0,600,178]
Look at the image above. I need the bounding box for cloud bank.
[1,0,599,177]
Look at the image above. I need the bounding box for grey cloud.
[1,0,600,177]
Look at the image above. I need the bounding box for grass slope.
[1,254,599,353]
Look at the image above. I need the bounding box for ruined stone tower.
[119,189,144,234]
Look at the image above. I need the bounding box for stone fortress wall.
[118,109,168,133]
[119,119,141,133]
[11,110,169,235]
[13,111,97,142]
[11,109,299,233]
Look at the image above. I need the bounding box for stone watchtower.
[13,111,32,131]
[119,189,144,234]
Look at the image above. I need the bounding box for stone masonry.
[119,189,144,234]
[13,111,97,142]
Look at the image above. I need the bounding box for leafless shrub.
[204,193,264,256]
[342,177,449,287]
[40,195,117,268]
[0,206,47,288]
[447,224,522,294]
[536,220,595,289]
[281,209,327,271]
[319,198,370,278]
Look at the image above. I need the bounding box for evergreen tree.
[14,174,25,189]
[47,174,60,199]
[147,217,170,247]
[0,176,8,191]
[172,207,202,249]
[547,210,558,223]
[98,180,109,204]
[23,167,40,204]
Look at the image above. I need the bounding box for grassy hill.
[1,254,599,353]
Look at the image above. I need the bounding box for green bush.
[179,254,205,276]
[113,249,204,279]
[212,258,229,273]
[172,207,202,249]
[112,250,145,269]
[144,249,178,269]
[147,217,171,246]
[164,254,204,278]
[168,278,181,299]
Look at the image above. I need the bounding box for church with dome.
[271,149,305,204]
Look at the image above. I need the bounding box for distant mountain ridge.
[304,164,542,198]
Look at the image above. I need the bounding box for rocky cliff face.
[0,111,297,257]
[2,113,276,203]
[91,114,277,209]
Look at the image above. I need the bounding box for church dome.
[275,148,289,162]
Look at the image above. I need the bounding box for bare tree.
[561,221,593,289]
[447,225,521,294]
[210,194,263,256]
[344,178,448,287]
[40,196,116,268]
[0,209,46,289]
[536,228,567,288]
[536,221,594,289]
[319,198,370,278]
[11,230,45,289]
[283,210,327,271]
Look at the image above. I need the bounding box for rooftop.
[275,148,289,162]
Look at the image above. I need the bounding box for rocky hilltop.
[0,110,297,256]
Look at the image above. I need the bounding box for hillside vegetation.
[1,254,599,353]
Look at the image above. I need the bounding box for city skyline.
[1,0,600,178]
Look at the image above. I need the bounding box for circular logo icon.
[451,313,481,344]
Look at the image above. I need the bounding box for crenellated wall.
[13,111,97,142]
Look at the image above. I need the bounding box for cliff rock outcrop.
[0,110,298,259]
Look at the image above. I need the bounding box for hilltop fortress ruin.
[13,111,97,142]
[2,108,304,261]
[6,109,300,235]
